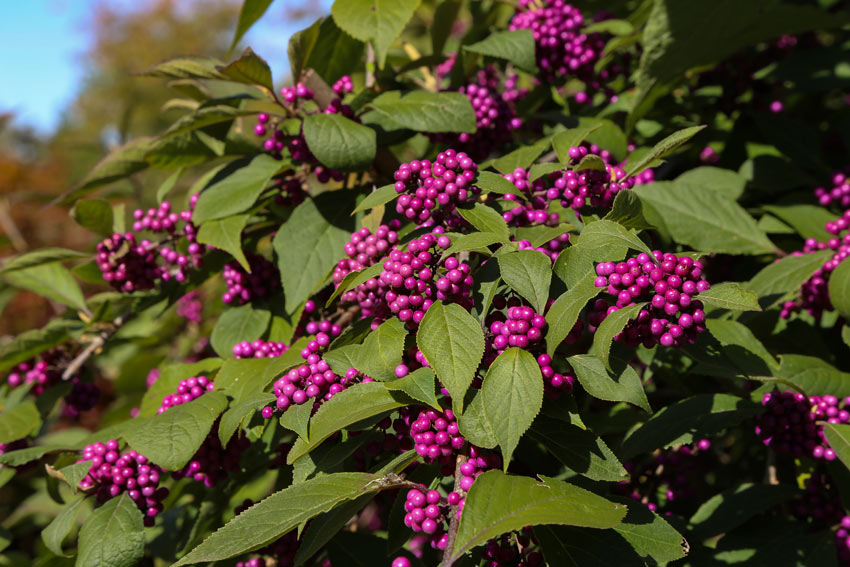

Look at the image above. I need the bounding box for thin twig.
[441,454,468,566]
[764,451,779,485]
[0,197,27,251]
[365,44,376,88]
[62,311,130,380]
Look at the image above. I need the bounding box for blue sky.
[0,0,331,134]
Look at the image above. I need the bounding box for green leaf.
[156,168,183,203]
[776,354,850,398]
[464,30,537,73]
[364,91,476,133]
[476,171,523,196]
[591,303,646,370]
[385,368,440,410]
[697,282,761,312]
[635,182,777,255]
[689,484,799,540]
[76,493,144,567]
[122,391,228,470]
[545,274,600,356]
[279,401,314,440]
[552,126,602,163]
[625,126,705,178]
[456,203,511,241]
[356,318,408,381]
[219,392,275,446]
[763,204,836,241]
[431,0,462,54]
[747,250,832,309]
[612,499,688,563]
[825,424,850,473]
[287,383,411,463]
[141,56,226,80]
[4,263,87,312]
[58,461,92,491]
[275,191,358,312]
[305,17,365,84]
[584,19,634,35]
[71,200,114,237]
[288,17,322,82]
[481,348,543,469]
[458,388,498,449]
[303,114,377,172]
[497,250,552,313]
[574,154,607,173]
[0,248,88,275]
[43,497,85,557]
[0,318,80,373]
[619,394,760,460]
[0,445,75,467]
[210,304,271,358]
[517,224,573,248]
[528,163,563,182]
[535,524,654,566]
[416,301,485,411]
[161,106,255,139]
[196,214,250,271]
[442,232,506,258]
[231,0,274,51]
[352,184,397,214]
[60,137,153,203]
[0,401,41,444]
[173,472,392,566]
[579,219,653,257]
[218,47,274,91]
[603,191,653,231]
[449,470,627,562]
[323,344,364,377]
[843,325,850,349]
[569,355,651,412]
[296,496,376,566]
[829,260,850,320]
[528,415,627,482]
[675,166,746,201]
[192,154,282,224]
[326,263,383,307]
[554,240,627,289]
[492,138,550,174]
[331,0,421,68]
[138,359,224,418]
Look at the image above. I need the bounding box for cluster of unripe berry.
[616,439,712,514]
[97,196,204,292]
[232,339,289,359]
[591,252,709,348]
[393,149,478,225]
[78,440,168,527]
[432,65,524,159]
[410,408,466,474]
[221,253,281,305]
[781,209,850,319]
[755,390,850,461]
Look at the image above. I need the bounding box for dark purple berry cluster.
[78,440,168,526]
[591,252,709,348]
[755,391,850,461]
[222,253,281,305]
[393,149,477,225]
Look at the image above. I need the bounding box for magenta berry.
[392,149,477,225]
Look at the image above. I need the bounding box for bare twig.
[764,451,779,485]
[62,311,130,380]
[0,197,27,251]
[365,44,376,88]
[441,454,468,566]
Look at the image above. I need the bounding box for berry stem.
[441,454,468,567]
[61,311,131,380]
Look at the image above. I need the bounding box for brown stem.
[764,451,779,485]
[62,311,130,380]
[441,454,468,566]
[0,197,27,251]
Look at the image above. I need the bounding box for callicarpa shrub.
[2,1,850,567]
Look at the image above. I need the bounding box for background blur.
[0,0,330,332]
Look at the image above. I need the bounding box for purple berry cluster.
[97,197,204,291]
[221,253,281,305]
[755,390,850,461]
[517,235,571,263]
[509,1,605,84]
[403,488,449,546]
[333,224,399,286]
[432,65,524,159]
[262,365,372,419]
[536,353,575,398]
[233,339,289,359]
[489,305,547,351]
[616,439,712,513]
[836,516,850,565]
[410,408,466,474]
[781,210,850,319]
[591,252,710,348]
[482,530,543,567]
[393,149,478,225]
[815,170,850,208]
[157,375,214,414]
[176,290,203,323]
[792,473,842,525]
[5,350,99,416]
[78,440,168,526]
